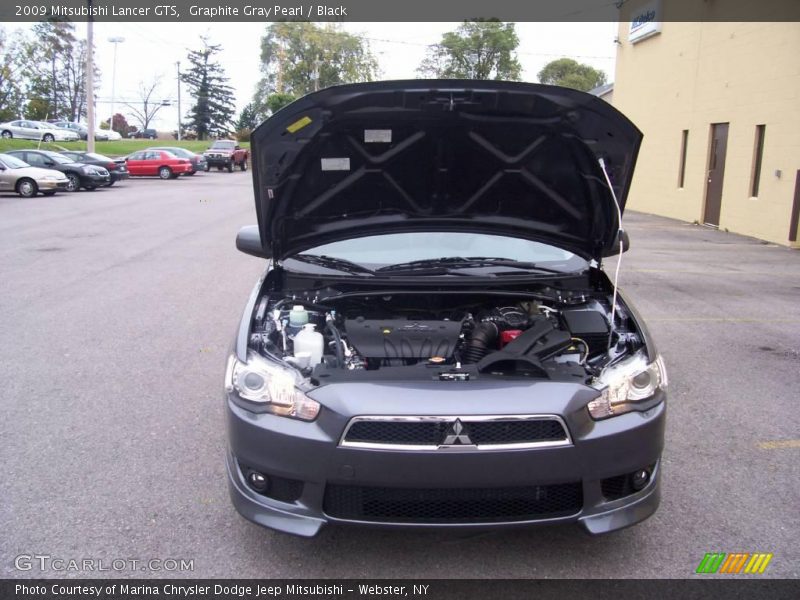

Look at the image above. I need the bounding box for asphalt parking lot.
[1,173,798,579]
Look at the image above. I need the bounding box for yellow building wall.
[612,20,800,246]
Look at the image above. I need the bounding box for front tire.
[42,133,55,143]
[239,160,247,171]
[1,130,12,139]
[158,166,172,180]
[227,162,233,173]
[203,164,210,172]
[66,173,80,192]
[17,178,38,198]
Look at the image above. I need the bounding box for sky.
[15,21,620,130]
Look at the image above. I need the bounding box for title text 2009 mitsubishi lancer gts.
[225,80,666,537]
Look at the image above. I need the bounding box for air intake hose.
[462,322,498,363]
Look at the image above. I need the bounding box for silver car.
[0,120,79,142]
[0,153,69,197]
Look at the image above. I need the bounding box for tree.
[102,113,130,134]
[23,21,99,121]
[254,22,377,111]
[418,20,521,80]
[182,36,236,140]
[0,27,26,121]
[235,102,259,131]
[537,58,607,92]
[125,78,168,131]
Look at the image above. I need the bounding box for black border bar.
[2,0,800,23]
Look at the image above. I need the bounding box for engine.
[250,291,642,383]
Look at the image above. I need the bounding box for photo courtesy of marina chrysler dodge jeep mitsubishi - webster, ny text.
[225,80,667,537]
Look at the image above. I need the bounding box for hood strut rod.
[598,158,624,349]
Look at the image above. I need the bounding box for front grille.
[342,416,569,449]
[324,482,582,523]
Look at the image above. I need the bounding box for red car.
[125,150,193,179]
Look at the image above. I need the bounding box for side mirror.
[603,229,630,257]
[236,225,271,259]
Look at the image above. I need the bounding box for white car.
[0,120,79,142]
[104,129,122,141]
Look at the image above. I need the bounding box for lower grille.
[323,482,582,523]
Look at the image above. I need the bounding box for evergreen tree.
[181,37,236,140]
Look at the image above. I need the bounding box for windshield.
[43,152,73,164]
[211,141,235,149]
[0,153,29,169]
[285,232,588,275]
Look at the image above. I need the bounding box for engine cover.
[344,318,462,359]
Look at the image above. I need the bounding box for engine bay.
[248,281,645,386]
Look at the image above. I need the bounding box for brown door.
[703,123,729,226]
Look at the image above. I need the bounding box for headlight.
[588,351,667,420]
[225,353,320,421]
[42,175,59,181]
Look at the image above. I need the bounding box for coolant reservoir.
[294,324,324,365]
[289,305,309,327]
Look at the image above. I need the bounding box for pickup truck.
[203,140,249,172]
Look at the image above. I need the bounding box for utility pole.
[108,37,125,132]
[176,61,182,141]
[277,44,285,94]
[86,0,95,152]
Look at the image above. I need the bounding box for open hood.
[251,80,642,262]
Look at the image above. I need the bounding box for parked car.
[125,149,192,179]
[59,151,129,186]
[203,140,248,172]
[0,152,69,197]
[148,146,207,175]
[6,150,110,191]
[104,129,123,141]
[128,128,157,139]
[226,81,666,538]
[51,121,109,141]
[0,120,79,142]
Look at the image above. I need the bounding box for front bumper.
[226,382,666,537]
[37,179,69,191]
[205,154,232,166]
[80,173,111,187]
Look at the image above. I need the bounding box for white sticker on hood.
[364,129,392,143]
[321,158,351,171]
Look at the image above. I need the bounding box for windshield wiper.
[376,256,565,275]
[289,254,374,275]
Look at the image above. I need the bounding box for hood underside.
[251,80,642,261]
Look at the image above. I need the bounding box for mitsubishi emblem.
[441,419,473,446]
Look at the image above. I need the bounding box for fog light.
[248,471,269,493]
[631,469,650,491]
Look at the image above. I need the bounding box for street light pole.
[86,0,95,153]
[176,61,182,141]
[108,36,125,132]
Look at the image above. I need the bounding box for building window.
[678,129,689,188]
[750,125,766,197]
